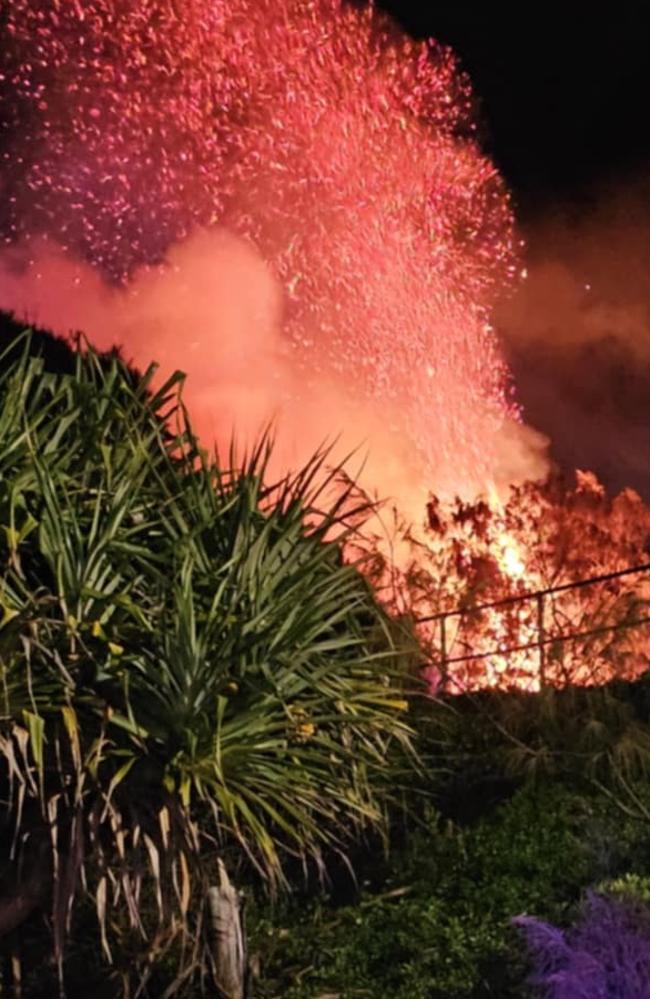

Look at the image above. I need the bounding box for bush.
[0,322,415,993]
[598,873,650,905]
[247,782,600,998]
[515,892,650,998]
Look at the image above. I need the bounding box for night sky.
[377,2,650,205]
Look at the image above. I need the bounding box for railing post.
[536,592,546,689]
[440,615,447,685]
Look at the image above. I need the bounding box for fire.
[0,2,647,696]
[0,0,537,507]
[498,536,526,581]
[364,472,650,693]
[487,483,528,582]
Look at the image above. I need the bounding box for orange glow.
[2,2,645,697]
[362,473,650,693]
[0,0,548,512]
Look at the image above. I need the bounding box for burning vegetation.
[361,472,650,693]
[0,0,648,700]
[0,2,649,993]
[0,0,647,703]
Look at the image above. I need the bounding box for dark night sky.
[378,2,650,206]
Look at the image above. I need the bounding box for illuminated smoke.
[498,177,650,499]
[0,0,547,511]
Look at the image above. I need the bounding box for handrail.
[438,613,650,667]
[417,562,650,624]
[415,560,650,684]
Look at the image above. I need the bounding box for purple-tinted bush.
[514,891,650,998]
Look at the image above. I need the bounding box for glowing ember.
[0,0,524,501]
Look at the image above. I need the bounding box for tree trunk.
[207,859,246,999]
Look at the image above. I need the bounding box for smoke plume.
[498,175,650,497]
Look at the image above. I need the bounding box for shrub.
[247,782,597,998]
[0,325,415,992]
[515,891,650,999]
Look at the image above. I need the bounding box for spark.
[0,0,519,495]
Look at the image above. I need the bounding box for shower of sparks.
[0,0,520,495]
[3,4,648,696]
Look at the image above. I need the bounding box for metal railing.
[416,562,650,688]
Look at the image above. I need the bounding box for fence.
[416,562,650,690]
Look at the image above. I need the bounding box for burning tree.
[363,472,650,693]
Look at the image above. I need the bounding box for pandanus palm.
[0,328,415,992]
